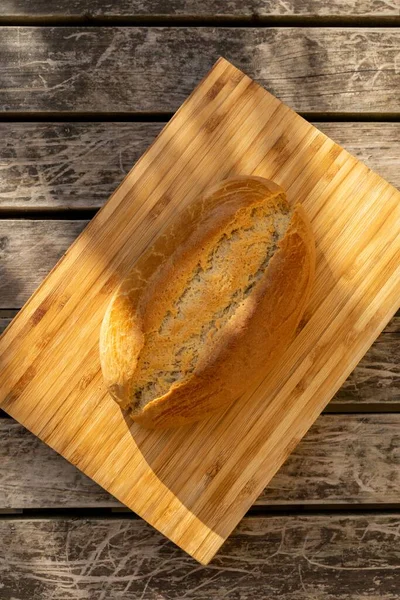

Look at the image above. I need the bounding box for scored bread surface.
[100,176,315,429]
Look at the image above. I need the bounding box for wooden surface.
[1,122,400,210]
[0,414,399,509]
[1,28,400,114]
[0,1,398,19]
[1,58,399,564]
[0,515,399,600]
[0,1,399,592]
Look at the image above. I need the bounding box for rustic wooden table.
[0,2,399,598]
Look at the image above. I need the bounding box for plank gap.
[2,113,400,123]
[0,209,99,220]
[0,508,138,520]
[303,113,400,123]
[247,504,400,516]
[325,403,400,414]
[0,112,174,123]
[0,505,399,521]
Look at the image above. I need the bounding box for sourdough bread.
[100,176,315,429]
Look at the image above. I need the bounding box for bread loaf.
[100,176,315,429]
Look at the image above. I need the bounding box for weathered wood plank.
[1,122,400,210]
[0,515,399,598]
[0,414,399,508]
[336,338,400,405]
[0,1,398,18]
[261,414,400,505]
[0,220,87,308]
[0,319,9,334]
[0,221,398,405]
[0,28,399,113]
[0,122,161,209]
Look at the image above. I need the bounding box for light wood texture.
[0,515,399,599]
[0,1,397,18]
[1,312,398,407]
[1,122,400,210]
[0,414,399,508]
[1,28,400,113]
[0,59,399,564]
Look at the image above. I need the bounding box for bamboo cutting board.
[0,58,399,564]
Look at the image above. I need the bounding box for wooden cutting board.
[0,58,399,564]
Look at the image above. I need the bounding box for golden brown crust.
[100,176,315,429]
